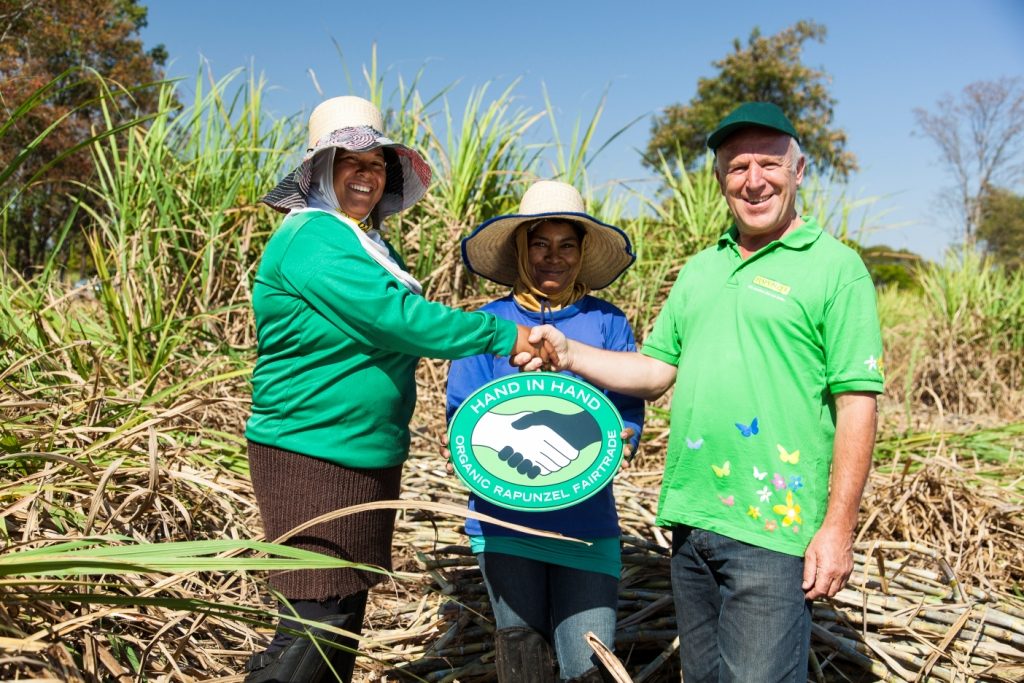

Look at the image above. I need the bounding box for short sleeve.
[824,273,885,395]
[640,275,686,366]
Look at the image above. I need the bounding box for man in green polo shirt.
[524,102,883,682]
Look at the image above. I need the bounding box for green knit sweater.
[245,210,517,468]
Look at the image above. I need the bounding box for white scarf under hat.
[300,148,423,294]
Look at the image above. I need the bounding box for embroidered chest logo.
[448,372,624,511]
[750,275,792,302]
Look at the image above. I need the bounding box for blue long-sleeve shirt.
[446,294,644,539]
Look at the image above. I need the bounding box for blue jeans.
[478,552,618,680]
[671,526,811,683]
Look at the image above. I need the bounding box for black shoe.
[244,613,358,683]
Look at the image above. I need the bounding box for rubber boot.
[494,627,557,683]
[243,612,358,683]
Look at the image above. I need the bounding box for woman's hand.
[439,431,455,475]
[618,427,638,471]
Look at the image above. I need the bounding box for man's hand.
[510,324,558,370]
[523,324,571,372]
[802,523,854,599]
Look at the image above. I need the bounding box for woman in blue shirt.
[447,180,643,682]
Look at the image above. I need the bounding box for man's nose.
[745,162,765,188]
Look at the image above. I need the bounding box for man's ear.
[713,157,726,195]
[794,154,806,186]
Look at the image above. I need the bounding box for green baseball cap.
[706,102,800,150]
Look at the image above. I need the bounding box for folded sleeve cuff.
[640,346,679,366]
[830,379,884,395]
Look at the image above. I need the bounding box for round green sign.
[448,372,625,512]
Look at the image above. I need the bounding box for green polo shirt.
[246,210,517,468]
[641,217,883,557]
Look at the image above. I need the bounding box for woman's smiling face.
[526,220,582,295]
[333,148,386,219]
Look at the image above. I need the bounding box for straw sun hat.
[461,180,635,290]
[262,96,432,218]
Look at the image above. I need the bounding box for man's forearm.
[821,392,878,534]
[565,342,677,401]
[801,392,878,599]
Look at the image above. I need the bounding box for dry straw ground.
[1,351,1022,682]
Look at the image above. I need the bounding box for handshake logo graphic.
[472,410,602,479]
[449,372,624,512]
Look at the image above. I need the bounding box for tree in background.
[914,77,1024,250]
[644,20,857,180]
[977,185,1024,271]
[0,0,168,273]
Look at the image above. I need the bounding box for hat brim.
[462,211,635,290]
[261,126,432,217]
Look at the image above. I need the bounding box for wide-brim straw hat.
[461,180,635,290]
[262,96,431,217]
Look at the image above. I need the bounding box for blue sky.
[140,1,1024,260]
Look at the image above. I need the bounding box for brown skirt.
[247,441,403,600]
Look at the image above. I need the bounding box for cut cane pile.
[356,430,1024,683]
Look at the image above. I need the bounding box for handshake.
[509,324,565,372]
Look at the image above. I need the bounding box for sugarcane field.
[2,7,1024,683]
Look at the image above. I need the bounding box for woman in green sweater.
[243,96,540,683]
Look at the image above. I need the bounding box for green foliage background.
[644,21,857,180]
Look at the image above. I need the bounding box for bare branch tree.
[914,77,1024,247]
